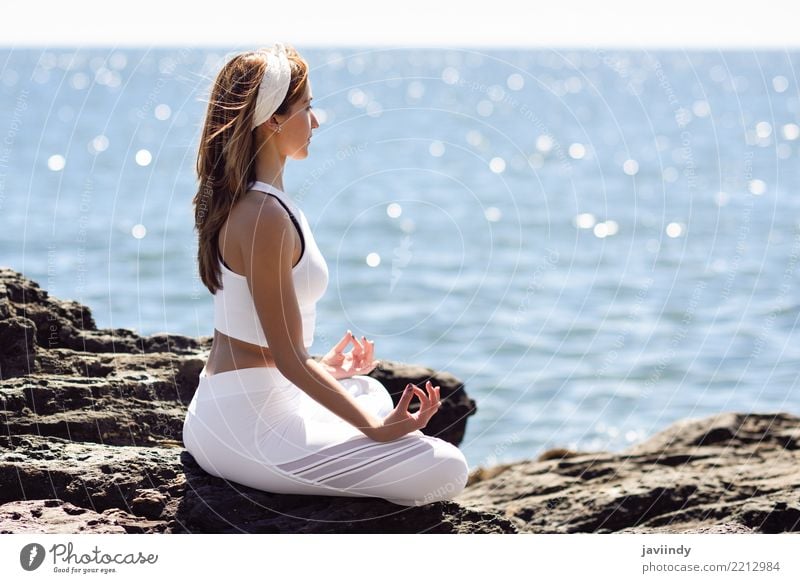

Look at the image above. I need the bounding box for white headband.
[251,42,292,130]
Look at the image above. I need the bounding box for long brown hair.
[193,45,309,294]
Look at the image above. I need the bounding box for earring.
[277,125,282,133]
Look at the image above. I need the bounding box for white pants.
[182,366,469,506]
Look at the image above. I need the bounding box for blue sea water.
[1,47,799,471]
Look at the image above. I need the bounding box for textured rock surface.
[0,499,129,534]
[0,267,502,533]
[456,412,800,533]
[0,267,474,447]
[2,267,799,533]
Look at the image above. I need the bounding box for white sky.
[3,0,799,48]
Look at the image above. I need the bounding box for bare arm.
[244,201,382,438]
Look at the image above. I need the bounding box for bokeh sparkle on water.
[2,47,798,469]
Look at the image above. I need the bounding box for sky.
[2,0,799,49]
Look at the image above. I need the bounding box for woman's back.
[206,182,328,375]
[214,181,328,349]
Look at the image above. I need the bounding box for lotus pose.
[183,42,469,506]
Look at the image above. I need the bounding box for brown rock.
[455,412,800,533]
[4,267,798,534]
[0,267,499,533]
[0,499,128,533]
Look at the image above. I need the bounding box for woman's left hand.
[320,330,379,380]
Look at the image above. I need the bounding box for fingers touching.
[343,331,377,370]
[405,381,442,418]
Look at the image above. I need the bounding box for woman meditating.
[182,42,469,506]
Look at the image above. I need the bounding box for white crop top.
[213,180,329,348]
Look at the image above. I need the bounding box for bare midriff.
[204,329,279,376]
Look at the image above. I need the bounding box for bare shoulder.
[228,191,289,236]
[234,191,296,270]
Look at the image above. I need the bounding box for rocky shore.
[1,267,798,533]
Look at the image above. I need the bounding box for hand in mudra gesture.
[320,330,379,380]
[368,380,441,442]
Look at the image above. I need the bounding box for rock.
[2,267,798,534]
[0,434,514,534]
[0,267,500,533]
[456,412,800,533]
[0,499,129,534]
[0,267,475,447]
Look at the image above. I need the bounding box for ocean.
[1,47,798,470]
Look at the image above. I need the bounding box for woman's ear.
[266,115,283,135]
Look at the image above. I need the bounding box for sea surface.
[1,47,799,470]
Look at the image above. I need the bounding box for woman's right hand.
[366,381,441,442]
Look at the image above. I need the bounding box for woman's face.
[275,81,319,160]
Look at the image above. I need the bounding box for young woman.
[182,42,469,506]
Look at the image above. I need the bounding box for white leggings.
[182,366,469,506]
